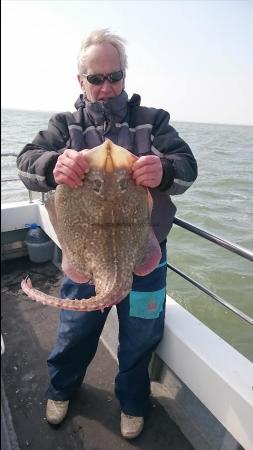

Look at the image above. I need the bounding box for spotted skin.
[21,140,162,311]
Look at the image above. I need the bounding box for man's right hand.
[53,149,90,188]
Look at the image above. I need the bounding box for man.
[17,29,197,439]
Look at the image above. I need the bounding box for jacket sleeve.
[16,113,70,192]
[152,109,198,195]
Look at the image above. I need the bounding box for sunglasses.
[82,70,124,86]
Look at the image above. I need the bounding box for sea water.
[1,108,253,361]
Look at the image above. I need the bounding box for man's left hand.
[132,155,163,188]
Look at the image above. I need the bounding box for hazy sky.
[2,0,253,125]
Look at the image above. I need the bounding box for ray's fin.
[134,189,162,276]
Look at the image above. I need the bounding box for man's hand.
[132,155,163,188]
[53,149,90,188]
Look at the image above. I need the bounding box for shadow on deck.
[1,257,193,450]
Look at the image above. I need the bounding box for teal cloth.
[129,288,166,319]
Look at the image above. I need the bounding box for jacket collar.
[74,90,141,130]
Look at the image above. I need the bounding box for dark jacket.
[17,90,197,242]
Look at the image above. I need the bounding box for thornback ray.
[21,139,162,311]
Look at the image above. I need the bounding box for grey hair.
[77,28,128,74]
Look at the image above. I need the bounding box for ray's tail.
[21,275,132,312]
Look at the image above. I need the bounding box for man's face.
[78,43,124,102]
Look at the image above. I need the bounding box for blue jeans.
[47,240,167,416]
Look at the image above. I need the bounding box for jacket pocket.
[129,288,166,319]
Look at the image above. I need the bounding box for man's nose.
[100,80,112,92]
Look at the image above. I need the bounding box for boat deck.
[1,257,193,450]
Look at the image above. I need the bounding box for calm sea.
[1,108,253,361]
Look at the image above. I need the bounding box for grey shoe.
[46,399,69,425]
[120,412,144,439]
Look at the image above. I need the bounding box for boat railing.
[169,217,253,325]
[2,154,253,325]
[2,153,47,204]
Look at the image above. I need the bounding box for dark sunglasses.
[82,70,124,86]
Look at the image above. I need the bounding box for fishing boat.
[1,159,253,450]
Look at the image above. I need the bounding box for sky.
[2,0,253,125]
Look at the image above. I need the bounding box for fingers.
[132,155,163,188]
[53,151,163,189]
[133,174,160,188]
[133,167,157,186]
[53,149,90,188]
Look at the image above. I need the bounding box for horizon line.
[1,106,252,128]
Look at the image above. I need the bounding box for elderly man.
[17,29,197,439]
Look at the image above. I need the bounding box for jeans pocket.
[129,288,166,319]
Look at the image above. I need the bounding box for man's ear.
[77,74,83,89]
